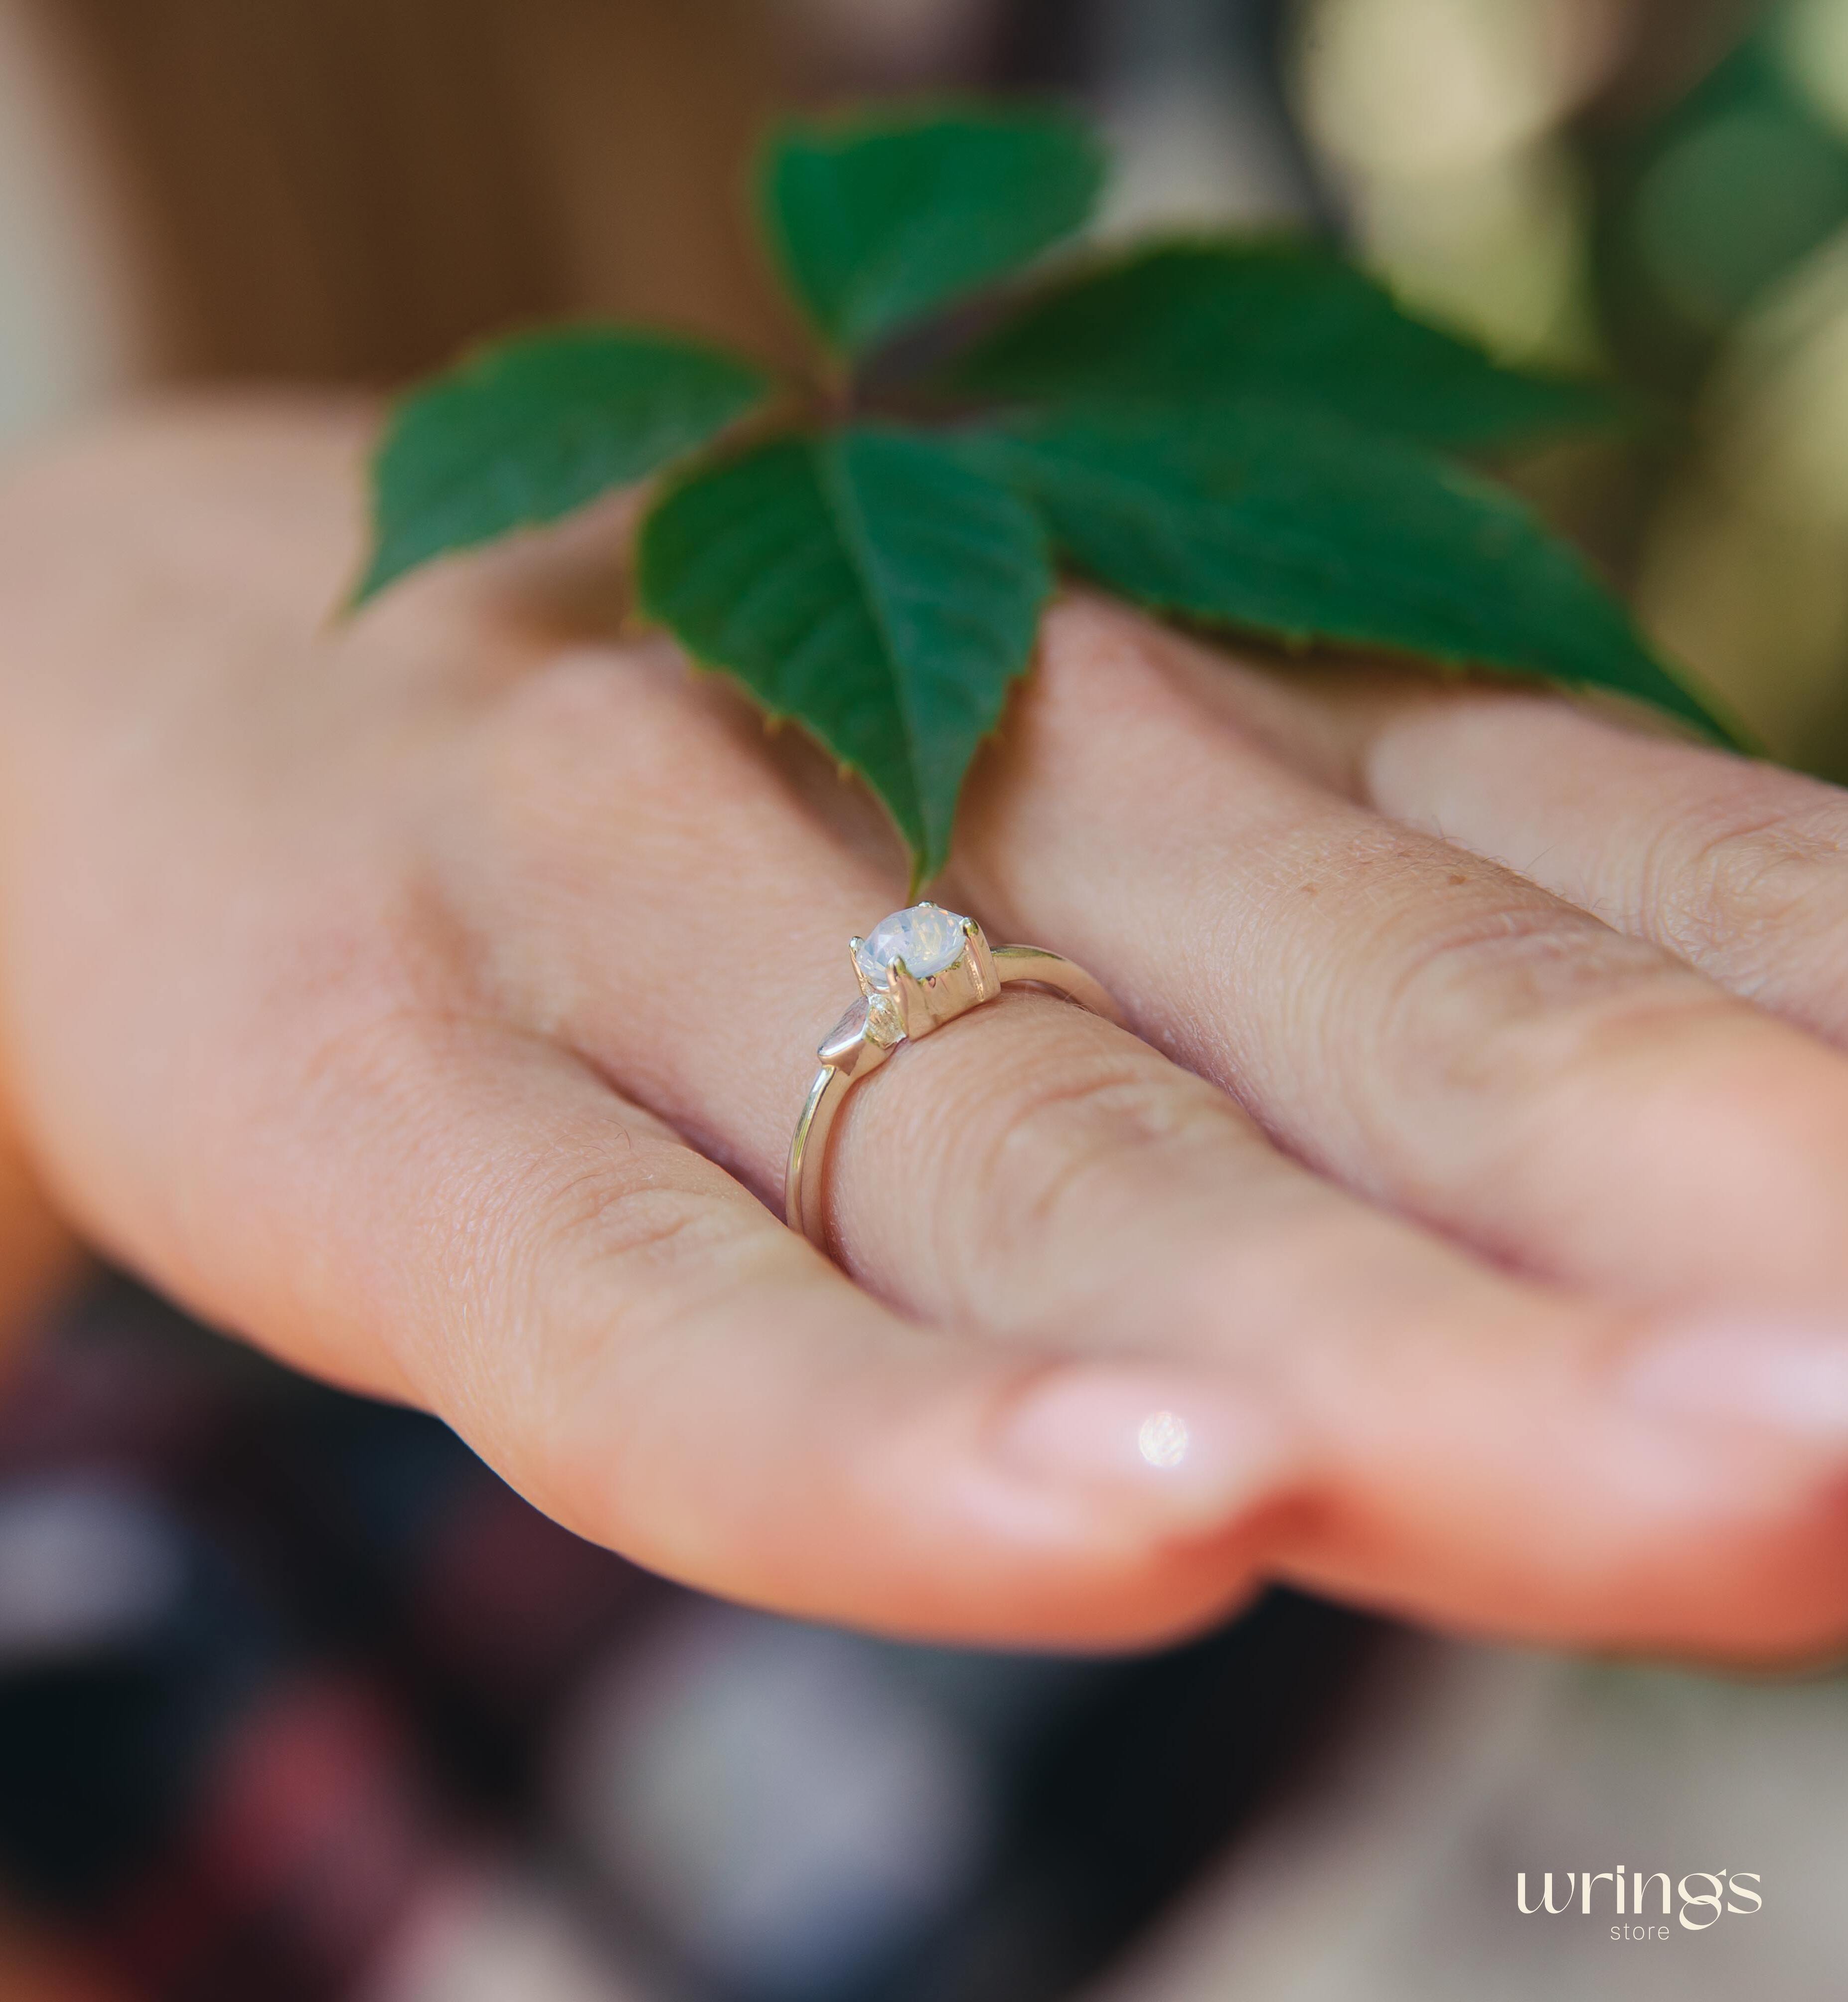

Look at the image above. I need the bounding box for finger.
[20,985,1316,1648]
[951,594,1848,1325]
[433,636,1848,1660]
[1282,674,1848,1045]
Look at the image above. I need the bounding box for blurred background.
[2,2,1848,1998]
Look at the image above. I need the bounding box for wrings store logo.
[1517,1869,1762,1939]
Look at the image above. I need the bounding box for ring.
[785,901,1123,1251]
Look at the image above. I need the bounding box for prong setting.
[961,914,999,1003]
[788,906,1122,1249]
[846,901,1000,1044]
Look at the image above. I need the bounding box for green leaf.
[354,327,771,604]
[961,402,1732,742]
[761,105,1105,358]
[949,241,1617,451]
[636,425,1053,882]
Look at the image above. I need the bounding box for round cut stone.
[855,903,969,990]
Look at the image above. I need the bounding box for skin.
[0,1119,83,1376]
[2,397,1848,1661]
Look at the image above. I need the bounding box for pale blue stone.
[855,903,968,989]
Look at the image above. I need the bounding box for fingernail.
[994,1366,1300,1533]
[1621,1322,1848,1437]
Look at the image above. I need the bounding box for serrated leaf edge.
[940,231,1625,446]
[348,324,778,611]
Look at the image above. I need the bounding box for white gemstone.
[855,903,969,990]
[863,988,905,1046]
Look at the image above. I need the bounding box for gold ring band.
[785,902,1123,1253]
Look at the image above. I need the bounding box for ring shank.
[785,1065,853,1249]
[989,944,1122,1023]
[784,945,1123,1252]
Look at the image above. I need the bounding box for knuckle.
[1656,790,1848,993]
[1359,889,1709,1106]
[448,1147,773,1532]
[473,647,806,891]
[988,1068,1217,1225]
[483,646,705,812]
[260,997,776,1404]
[502,1141,770,1349]
[1353,875,1848,1263]
[461,1126,778,1432]
[917,1009,1249,1315]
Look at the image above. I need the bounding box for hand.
[2,398,1845,1660]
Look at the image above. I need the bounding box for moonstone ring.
[785,902,1123,1252]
